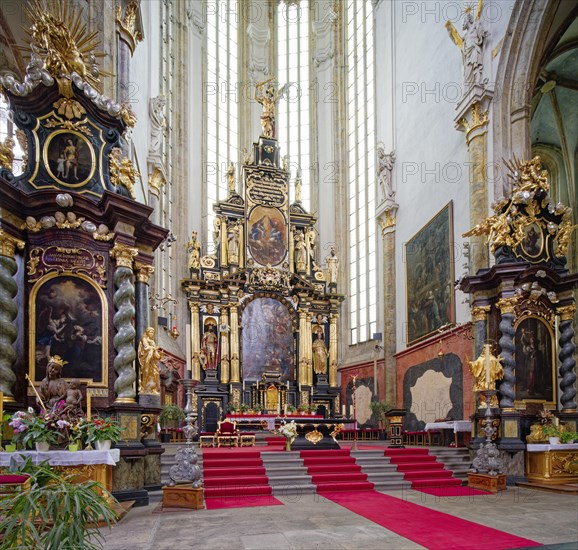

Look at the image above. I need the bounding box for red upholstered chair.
[216,420,239,447]
[0,474,31,497]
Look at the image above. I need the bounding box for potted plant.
[543,425,578,445]
[0,458,118,548]
[286,404,297,415]
[308,404,318,415]
[253,403,263,414]
[297,403,309,415]
[370,399,391,439]
[239,403,250,415]
[227,402,239,415]
[159,404,185,428]
[9,409,59,451]
[86,417,123,450]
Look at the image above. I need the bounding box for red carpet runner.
[384,447,462,488]
[300,449,374,492]
[202,449,282,508]
[319,490,541,550]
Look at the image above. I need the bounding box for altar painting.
[247,205,287,266]
[31,274,105,385]
[514,317,554,403]
[405,202,454,344]
[242,297,294,382]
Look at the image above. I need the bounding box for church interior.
[0,0,577,548]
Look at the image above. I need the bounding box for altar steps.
[429,447,471,482]
[351,450,412,491]
[261,451,316,495]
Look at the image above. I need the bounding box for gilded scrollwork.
[0,137,15,170]
[109,147,138,197]
[0,230,25,258]
[551,453,578,475]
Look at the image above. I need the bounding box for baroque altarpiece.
[183,112,344,431]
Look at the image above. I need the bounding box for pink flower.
[57,420,71,429]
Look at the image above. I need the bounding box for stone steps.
[261,451,314,495]
[351,450,411,491]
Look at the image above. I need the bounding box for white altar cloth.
[424,421,472,433]
[0,449,120,467]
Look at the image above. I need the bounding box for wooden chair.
[215,420,239,447]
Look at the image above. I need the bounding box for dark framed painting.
[43,130,96,187]
[30,273,107,386]
[241,297,294,382]
[514,317,555,404]
[247,205,287,266]
[405,202,455,345]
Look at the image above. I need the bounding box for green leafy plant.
[159,405,185,427]
[253,403,263,412]
[308,404,317,414]
[227,402,239,413]
[286,404,297,414]
[297,403,309,413]
[86,417,124,444]
[239,403,250,413]
[370,400,391,430]
[543,424,578,443]
[0,458,118,549]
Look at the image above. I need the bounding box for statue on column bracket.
[294,230,307,272]
[326,246,339,285]
[255,78,288,138]
[186,231,201,273]
[138,327,163,394]
[377,145,395,203]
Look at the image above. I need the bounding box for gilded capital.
[135,262,155,283]
[557,305,577,322]
[188,301,200,312]
[148,166,166,198]
[111,243,139,268]
[329,313,339,324]
[496,297,518,315]
[471,305,491,322]
[0,230,25,258]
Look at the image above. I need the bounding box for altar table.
[526,443,578,484]
[226,414,323,431]
[424,421,472,447]
[0,449,120,494]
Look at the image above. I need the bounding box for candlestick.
[242,379,245,391]
[185,324,191,379]
[485,345,490,389]
[86,390,91,421]
[298,382,301,393]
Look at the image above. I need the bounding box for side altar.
[182,80,344,431]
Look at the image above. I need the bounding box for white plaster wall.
[374,0,515,353]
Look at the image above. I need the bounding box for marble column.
[329,313,338,387]
[471,305,491,357]
[557,304,577,411]
[0,230,24,400]
[111,243,139,403]
[189,301,201,381]
[135,263,154,345]
[298,309,308,386]
[220,306,230,384]
[378,209,397,406]
[229,304,240,383]
[459,102,490,274]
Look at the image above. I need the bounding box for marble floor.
[101,486,578,550]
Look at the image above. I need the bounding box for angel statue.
[445,0,488,90]
[255,78,289,138]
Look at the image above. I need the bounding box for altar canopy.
[182,80,344,429]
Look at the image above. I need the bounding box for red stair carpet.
[416,486,489,497]
[319,490,541,550]
[384,447,462,488]
[300,449,374,492]
[202,449,282,509]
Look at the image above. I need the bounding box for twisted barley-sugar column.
[111,243,139,402]
[229,304,240,382]
[329,313,338,387]
[0,231,24,400]
[189,301,201,381]
[497,298,517,409]
[220,306,230,384]
[558,305,577,411]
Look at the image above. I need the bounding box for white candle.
[243,380,245,391]
[310,386,313,397]
[86,390,91,421]
[485,345,490,389]
[341,404,345,416]
[298,383,302,393]
[284,404,287,414]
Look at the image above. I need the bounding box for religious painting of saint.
[520,223,543,258]
[241,297,294,382]
[44,130,95,187]
[514,317,554,403]
[247,205,287,266]
[30,274,105,385]
[405,202,455,345]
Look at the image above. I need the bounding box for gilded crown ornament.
[463,156,574,266]
[21,0,111,98]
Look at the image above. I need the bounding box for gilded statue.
[468,344,504,392]
[138,327,163,394]
[255,78,287,138]
[294,231,307,272]
[312,327,328,375]
[0,137,15,171]
[39,355,69,410]
[186,231,201,272]
[109,147,138,197]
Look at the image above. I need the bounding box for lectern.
[384,409,406,448]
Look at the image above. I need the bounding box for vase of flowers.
[297,404,309,416]
[9,408,60,450]
[86,417,123,450]
[279,420,298,451]
[286,404,297,415]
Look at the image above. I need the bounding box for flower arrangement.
[297,403,309,414]
[85,417,123,444]
[542,424,578,444]
[239,403,250,413]
[278,420,298,451]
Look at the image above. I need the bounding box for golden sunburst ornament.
[21,0,110,98]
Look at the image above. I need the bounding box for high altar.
[182,81,344,431]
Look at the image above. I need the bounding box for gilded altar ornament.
[0,230,25,258]
[110,242,138,268]
[186,231,201,272]
[109,147,138,197]
[255,78,288,138]
[138,327,163,394]
[305,427,324,445]
[471,305,491,323]
[148,167,166,197]
[135,262,154,284]
[21,0,111,98]
[119,103,137,128]
[312,325,328,375]
[0,137,14,170]
[53,97,86,120]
